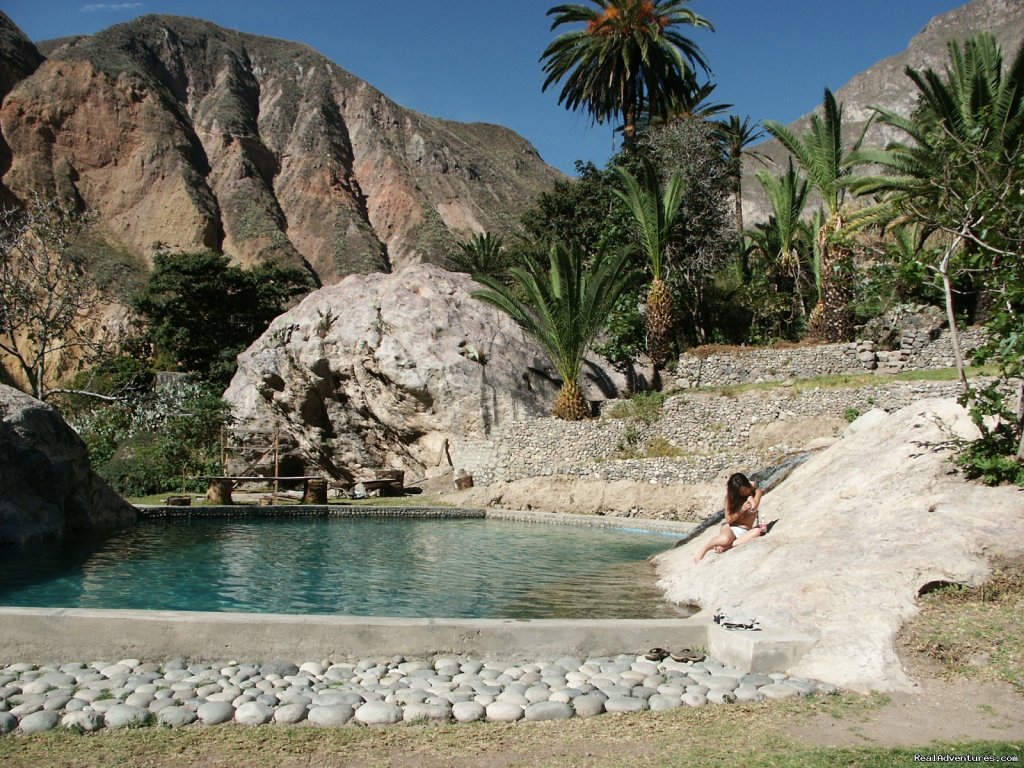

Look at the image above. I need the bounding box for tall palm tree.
[540,0,713,151]
[622,77,730,141]
[472,242,635,421]
[749,161,810,283]
[765,89,870,341]
[851,32,1024,392]
[612,159,685,368]
[852,32,1024,226]
[716,115,768,240]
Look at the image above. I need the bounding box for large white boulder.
[224,264,637,481]
[656,398,1024,693]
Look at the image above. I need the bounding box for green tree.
[612,158,684,368]
[851,32,1024,476]
[716,115,768,241]
[0,194,108,401]
[741,161,814,339]
[540,0,712,151]
[765,89,872,341]
[472,242,635,420]
[133,252,311,385]
[640,117,736,347]
[89,379,232,496]
[522,160,634,249]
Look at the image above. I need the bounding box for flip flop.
[669,649,705,663]
[644,647,669,662]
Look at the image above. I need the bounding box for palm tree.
[472,242,635,420]
[540,0,713,151]
[716,115,768,240]
[851,32,1024,392]
[612,159,685,368]
[448,233,510,283]
[622,77,730,142]
[749,161,810,284]
[765,89,870,341]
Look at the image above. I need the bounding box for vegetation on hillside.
[526,6,1024,480]
[1,7,1019,485]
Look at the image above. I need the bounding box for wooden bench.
[199,476,323,505]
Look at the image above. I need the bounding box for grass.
[606,391,667,425]
[1,694,1018,768]
[688,365,997,398]
[898,558,1024,693]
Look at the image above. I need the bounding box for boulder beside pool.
[656,398,1024,693]
[0,384,137,544]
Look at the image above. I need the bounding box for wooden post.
[273,430,280,497]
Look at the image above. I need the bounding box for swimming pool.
[0,514,686,619]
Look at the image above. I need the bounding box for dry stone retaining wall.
[453,379,967,488]
[671,328,986,389]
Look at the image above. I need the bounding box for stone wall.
[671,328,987,389]
[452,379,968,488]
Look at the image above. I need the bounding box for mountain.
[741,0,1024,225]
[0,14,561,284]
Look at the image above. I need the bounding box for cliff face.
[742,0,1024,225]
[0,14,561,283]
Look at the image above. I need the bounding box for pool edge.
[0,607,816,673]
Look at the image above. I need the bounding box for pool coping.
[0,507,817,673]
[134,503,700,537]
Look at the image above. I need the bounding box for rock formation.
[223,264,632,483]
[742,0,1024,224]
[0,14,561,283]
[0,383,137,544]
[655,399,1024,692]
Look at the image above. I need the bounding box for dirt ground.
[782,668,1024,749]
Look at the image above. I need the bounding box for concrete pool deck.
[0,505,817,673]
[0,607,817,673]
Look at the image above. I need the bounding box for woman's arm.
[724,492,743,524]
[748,486,764,512]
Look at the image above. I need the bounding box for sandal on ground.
[669,649,705,663]
[713,610,761,631]
[644,647,669,662]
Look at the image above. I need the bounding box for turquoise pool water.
[0,517,685,619]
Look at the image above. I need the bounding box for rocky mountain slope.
[0,13,561,283]
[742,0,1024,224]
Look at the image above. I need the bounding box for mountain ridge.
[0,13,562,284]
[741,0,1024,225]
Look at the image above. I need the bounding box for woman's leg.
[694,525,737,563]
[732,527,763,549]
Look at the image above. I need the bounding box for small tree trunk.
[646,277,674,369]
[938,238,969,395]
[1015,378,1024,463]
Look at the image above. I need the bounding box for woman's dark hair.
[726,472,753,514]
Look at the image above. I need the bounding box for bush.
[74,378,230,496]
[608,390,666,425]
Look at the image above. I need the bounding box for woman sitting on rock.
[693,472,765,563]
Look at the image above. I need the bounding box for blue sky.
[2,0,967,175]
